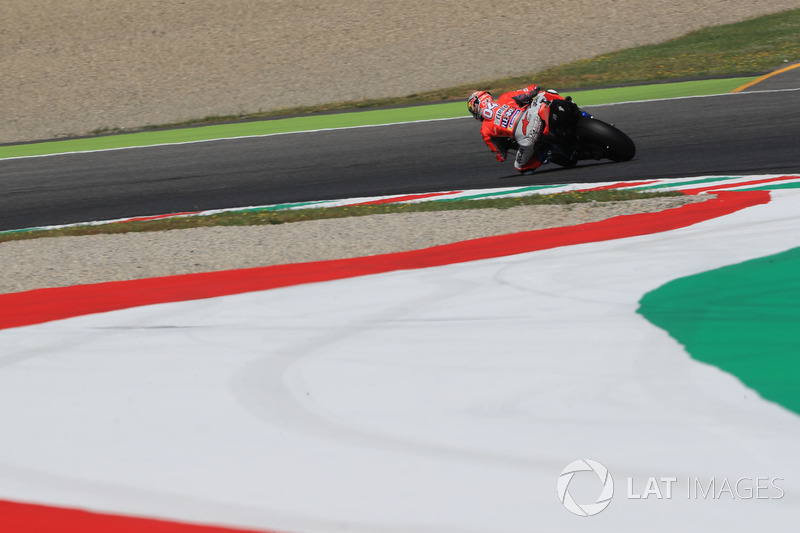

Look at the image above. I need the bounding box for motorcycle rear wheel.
[575,118,636,162]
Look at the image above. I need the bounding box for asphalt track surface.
[1,82,798,232]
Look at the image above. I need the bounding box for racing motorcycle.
[502,90,636,169]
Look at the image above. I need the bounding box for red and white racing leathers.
[476,84,544,172]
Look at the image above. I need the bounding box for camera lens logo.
[557,459,614,517]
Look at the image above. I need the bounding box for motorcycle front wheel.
[575,118,636,162]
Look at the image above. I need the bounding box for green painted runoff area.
[639,247,800,415]
[0,77,755,160]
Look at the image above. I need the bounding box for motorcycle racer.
[467,84,550,173]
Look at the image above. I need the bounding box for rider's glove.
[490,137,509,162]
[512,86,541,108]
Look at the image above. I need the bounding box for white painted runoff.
[1,190,799,532]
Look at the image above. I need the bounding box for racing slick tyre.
[575,117,636,162]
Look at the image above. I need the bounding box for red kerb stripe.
[0,499,274,533]
[0,190,769,332]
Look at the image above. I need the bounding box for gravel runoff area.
[2,1,800,143]
[0,196,705,294]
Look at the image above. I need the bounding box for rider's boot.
[515,156,542,173]
[514,144,550,173]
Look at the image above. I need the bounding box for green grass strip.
[0,77,756,160]
[568,77,755,106]
[0,103,465,159]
